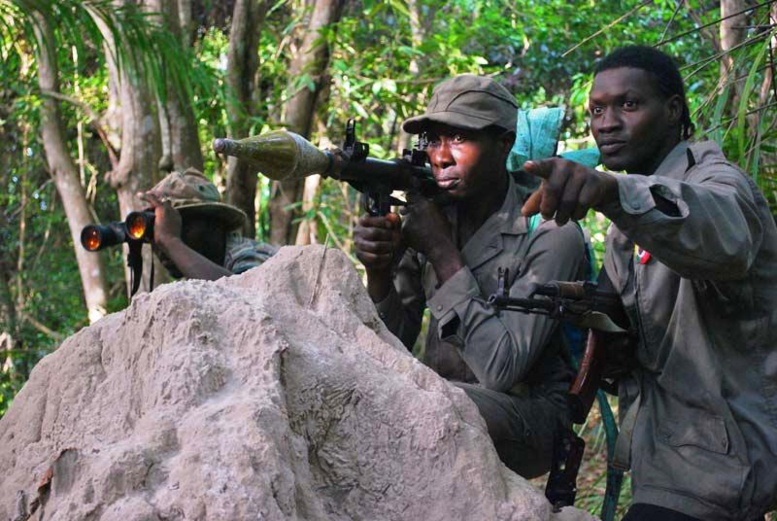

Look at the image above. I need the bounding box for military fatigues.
[599,141,777,519]
[224,233,278,274]
[376,175,587,478]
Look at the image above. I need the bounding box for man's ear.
[499,131,516,155]
[666,94,683,126]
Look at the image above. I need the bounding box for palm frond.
[1,0,195,106]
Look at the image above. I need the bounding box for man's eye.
[623,100,638,109]
[426,135,441,147]
[452,133,466,143]
[590,106,604,115]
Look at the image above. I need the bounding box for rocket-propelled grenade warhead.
[213,123,438,216]
[213,130,333,182]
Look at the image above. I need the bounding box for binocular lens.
[126,212,151,240]
[80,212,153,252]
[81,227,104,251]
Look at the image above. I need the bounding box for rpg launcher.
[488,268,633,517]
[213,119,440,216]
[80,211,155,296]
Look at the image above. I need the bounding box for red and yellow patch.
[635,244,651,265]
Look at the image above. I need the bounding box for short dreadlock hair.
[595,45,695,140]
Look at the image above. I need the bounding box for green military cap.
[402,74,519,135]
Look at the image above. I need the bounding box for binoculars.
[81,211,156,296]
[80,211,155,251]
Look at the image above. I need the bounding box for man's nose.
[430,139,454,168]
[597,108,622,132]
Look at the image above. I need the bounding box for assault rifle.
[213,119,441,216]
[488,268,629,418]
[488,268,634,518]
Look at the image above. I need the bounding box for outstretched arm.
[521,152,764,280]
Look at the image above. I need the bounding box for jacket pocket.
[635,398,749,515]
[658,413,729,454]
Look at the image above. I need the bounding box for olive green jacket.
[600,141,777,520]
[375,175,587,396]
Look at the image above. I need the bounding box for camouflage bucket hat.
[144,168,248,231]
[402,74,519,135]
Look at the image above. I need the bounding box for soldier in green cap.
[139,168,277,280]
[353,74,588,478]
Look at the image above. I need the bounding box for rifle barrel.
[488,295,556,313]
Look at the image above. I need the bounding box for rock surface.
[0,245,596,521]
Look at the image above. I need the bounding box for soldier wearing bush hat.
[353,74,587,478]
[139,168,276,280]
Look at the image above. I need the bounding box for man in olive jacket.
[523,45,777,520]
[354,75,588,478]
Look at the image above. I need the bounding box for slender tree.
[720,0,750,111]
[269,0,346,245]
[32,12,109,323]
[225,0,269,239]
[149,0,203,173]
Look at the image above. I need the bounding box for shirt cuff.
[616,175,657,215]
[374,287,401,323]
[602,175,688,232]
[427,266,480,324]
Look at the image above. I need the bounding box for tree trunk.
[0,207,20,365]
[0,262,18,357]
[149,0,203,173]
[0,83,20,369]
[720,0,749,111]
[396,0,431,154]
[294,79,335,246]
[294,174,322,245]
[102,1,163,295]
[225,0,268,239]
[757,3,777,110]
[757,2,777,191]
[269,0,345,245]
[33,13,109,324]
[177,0,194,47]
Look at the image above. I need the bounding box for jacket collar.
[651,141,690,180]
[652,140,727,180]
[457,174,530,270]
